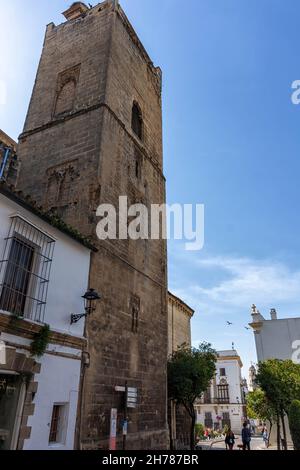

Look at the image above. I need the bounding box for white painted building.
[248,364,257,392]
[195,350,247,434]
[249,305,300,446]
[0,184,94,450]
[249,305,300,363]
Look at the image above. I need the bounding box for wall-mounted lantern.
[70,288,101,324]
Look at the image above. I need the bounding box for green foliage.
[45,212,94,249]
[168,342,217,406]
[222,424,230,435]
[256,359,300,415]
[195,423,204,438]
[246,388,277,424]
[255,359,300,450]
[168,342,217,449]
[30,324,51,358]
[289,400,300,450]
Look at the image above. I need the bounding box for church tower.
[17,1,168,449]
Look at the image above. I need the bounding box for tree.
[246,388,277,442]
[167,342,217,450]
[256,359,300,450]
[195,423,204,440]
[289,400,300,450]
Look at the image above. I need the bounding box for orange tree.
[168,342,217,450]
[256,359,300,450]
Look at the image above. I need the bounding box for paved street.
[198,436,268,451]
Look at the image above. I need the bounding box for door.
[0,373,24,449]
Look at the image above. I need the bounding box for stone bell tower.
[17,1,168,449]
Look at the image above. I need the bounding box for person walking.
[242,422,251,450]
[225,428,235,450]
[262,427,269,448]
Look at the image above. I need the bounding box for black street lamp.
[70,288,101,324]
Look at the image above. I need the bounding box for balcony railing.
[201,398,230,404]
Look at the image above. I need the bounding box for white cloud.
[171,254,300,318]
[170,253,300,372]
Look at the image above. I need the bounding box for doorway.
[0,373,25,449]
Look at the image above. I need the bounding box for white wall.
[196,405,244,435]
[0,193,91,337]
[0,192,91,450]
[216,359,243,403]
[254,318,300,363]
[23,352,81,450]
[196,355,246,434]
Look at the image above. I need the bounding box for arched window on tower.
[53,65,81,118]
[131,102,143,140]
[55,79,76,116]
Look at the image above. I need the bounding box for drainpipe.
[0,147,11,180]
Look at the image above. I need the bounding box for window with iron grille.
[222,411,231,428]
[49,403,68,444]
[0,216,55,323]
[217,384,230,403]
[204,412,213,429]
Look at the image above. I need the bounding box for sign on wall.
[0,340,6,366]
[109,408,117,451]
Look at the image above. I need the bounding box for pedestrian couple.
[225,422,252,450]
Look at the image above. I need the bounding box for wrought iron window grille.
[0,216,55,323]
[217,384,230,404]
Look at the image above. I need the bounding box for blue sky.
[1,0,300,375]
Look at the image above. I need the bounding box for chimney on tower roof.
[270,308,277,320]
[62,2,89,21]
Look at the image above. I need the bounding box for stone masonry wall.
[17,1,168,449]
